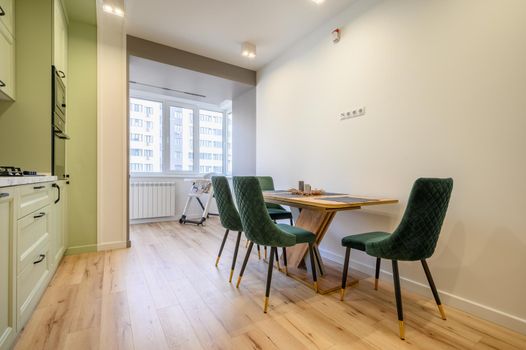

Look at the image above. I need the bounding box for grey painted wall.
[232,87,256,175]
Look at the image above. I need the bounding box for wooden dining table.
[263,190,398,294]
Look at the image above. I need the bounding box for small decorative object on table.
[288,187,325,196]
[298,180,304,192]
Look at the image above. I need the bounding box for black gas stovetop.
[0,166,38,177]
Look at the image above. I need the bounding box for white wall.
[232,88,257,175]
[257,0,526,334]
[97,1,128,250]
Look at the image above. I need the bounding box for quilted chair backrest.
[390,178,454,260]
[233,176,295,247]
[211,176,243,232]
[257,176,283,210]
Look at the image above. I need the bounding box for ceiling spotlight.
[311,0,325,4]
[241,42,256,59]
[102,3,124,17]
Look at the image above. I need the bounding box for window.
[129,98,163,173]
[130,133,143,142]
[130,148,143,157]
[226,111,232,174]
[129,96,231,174]
[198,109,224,174]
[170,106,194,172]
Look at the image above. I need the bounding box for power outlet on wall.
[340,107,366,120]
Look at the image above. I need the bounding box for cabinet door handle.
[33,185,45,190]
[0,193,9,198]
[0,6,5,16]
[0,80,5,87]
[33,254,46,264]
[58,70,66,78]
[33,212,46,219]
[52,183,61,204]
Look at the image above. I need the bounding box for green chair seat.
[341,231,390,251]
[276,224,315,244]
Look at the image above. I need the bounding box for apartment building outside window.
[129,96,232,175]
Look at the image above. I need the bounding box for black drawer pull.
[33,185,45,190]
[33,212,46,219]
[0,6,5,16]
[0,193,9,198]
[33,254,46,264]
[0,80,5,87]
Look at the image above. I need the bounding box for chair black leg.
[340,247,351,300]
[274,247,281,271]
[375,258,381,290]
[264,246,267,260]
[421,260,446,320]
[289,217,293,225]
[282,247,288,275]
[308,243,318,293]
[215,229,229,267]
[257,244,261,260]
[236,241,254,288]
[392,260,405,340]
[229,231,242,283]
[264,247,276,313]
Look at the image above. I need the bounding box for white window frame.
[129,93,230,176]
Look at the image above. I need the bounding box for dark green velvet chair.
[211,176,261,283]
[257,176,294,260]
[257,176,294,225]
[233,176,319,313]
[339,178,453,340]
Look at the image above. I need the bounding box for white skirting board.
[319,248,526,335]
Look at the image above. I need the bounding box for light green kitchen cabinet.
[0,0,14,36]
[0,15,15,100]
[53,0,67,85]
[50,181,68,268]
[0,188,15,350]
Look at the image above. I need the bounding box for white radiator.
[130,182,176,220]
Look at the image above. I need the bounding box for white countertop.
[0,176,58,188]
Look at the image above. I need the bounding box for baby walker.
[179,174,217,226]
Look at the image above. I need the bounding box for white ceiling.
[129,56,253,105]
[124,0,355,70]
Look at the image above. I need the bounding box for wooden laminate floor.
[13,218,526,350]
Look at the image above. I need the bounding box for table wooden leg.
[283,208,361,294]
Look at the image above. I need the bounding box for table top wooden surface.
[263,191,398,211]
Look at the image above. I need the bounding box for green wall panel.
[66,21,97,254]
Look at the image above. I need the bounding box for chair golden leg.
[215,256,220,267]
[229,269,234,283]
[340,288,345,301]
[236,276,242,288]
[258,249,261,260]
[263,297,269,313]
[313,281,318,293]
[264,247,267,259]
[438,304,447,320]
[399,320,405,340]
[374,278,379,291]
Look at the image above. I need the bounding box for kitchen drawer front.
[18,183,53,219]
[17,206,50,274]
[0,0,14,37]
[16,241,50,330]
